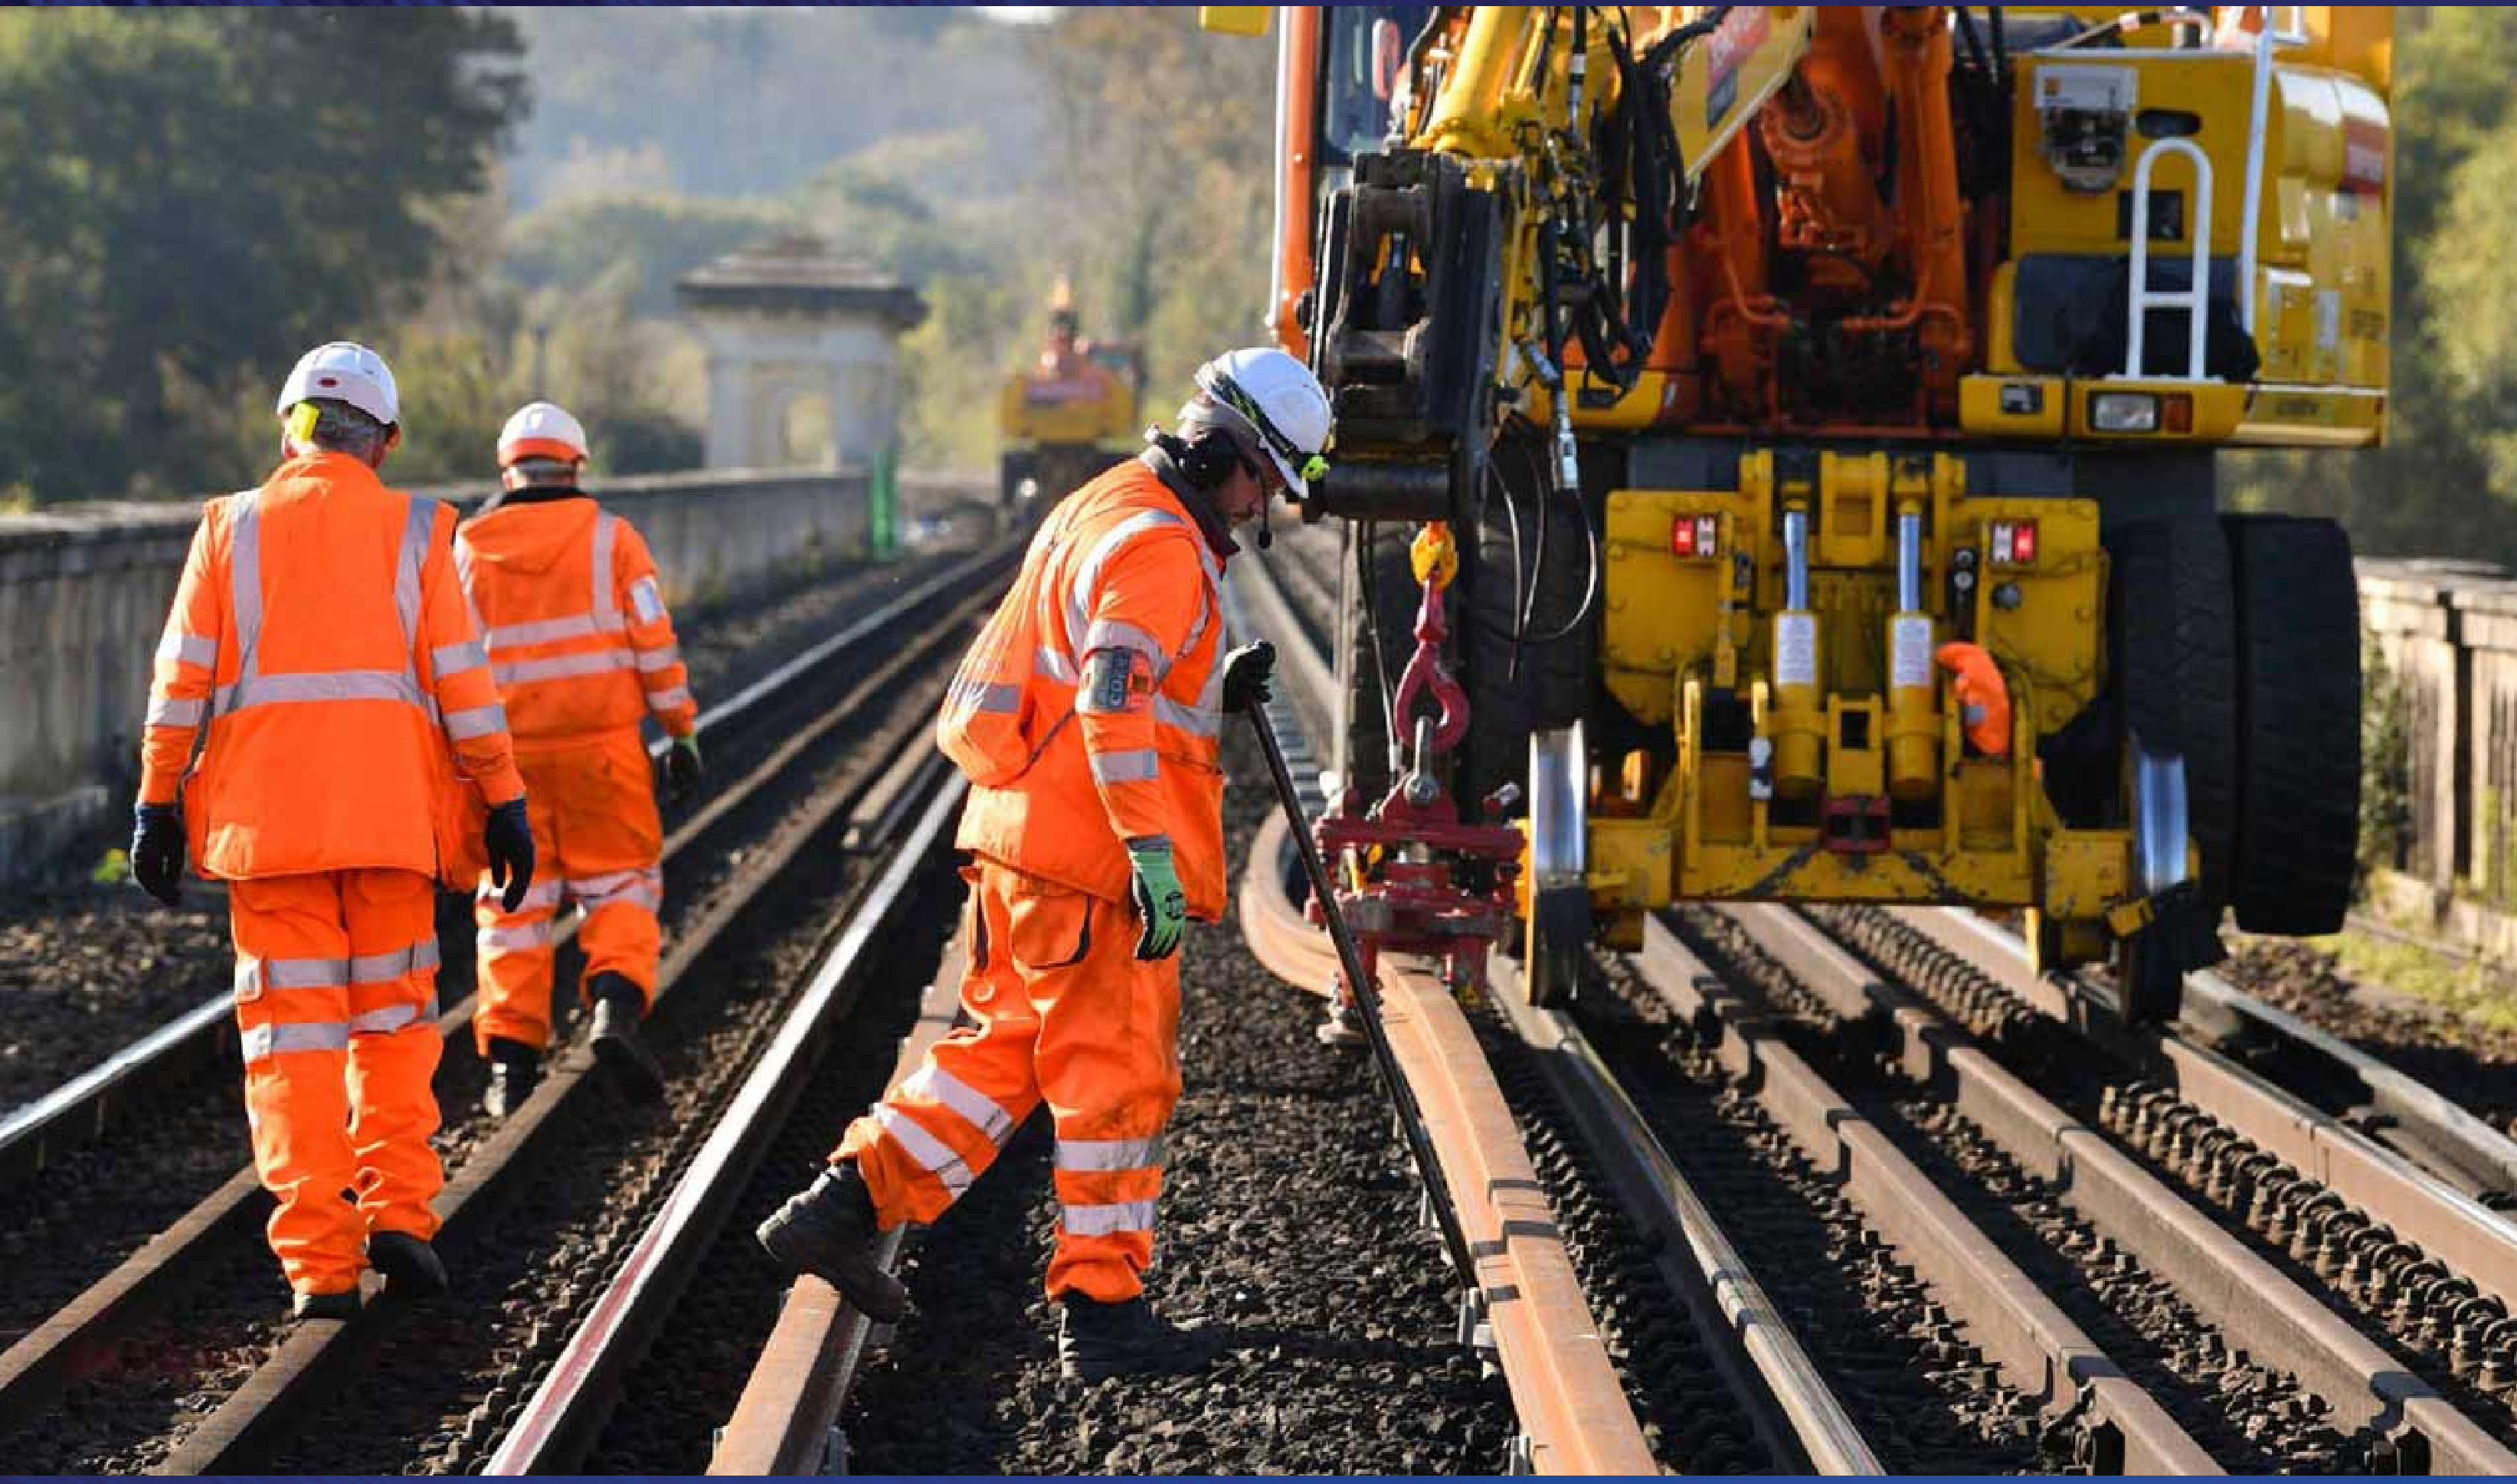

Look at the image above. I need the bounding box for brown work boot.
[755,1162,908,1323]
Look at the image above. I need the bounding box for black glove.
[484,798,536,913]
[1219,639,1276,716]
[130,802,185,907]
[664,734,704,806]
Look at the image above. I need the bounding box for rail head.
[486,766,965,1475]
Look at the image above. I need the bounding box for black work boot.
[483,1036,541,1119]
[368,1230,449,1299]
[755,1162,908,1323]
[588,972,666,1100]
[291,1288,359,1323]
[1057,1296,1214,1383]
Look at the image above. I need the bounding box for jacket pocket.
[1005,883,1094,972]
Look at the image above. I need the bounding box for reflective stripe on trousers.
[240,995,442,1063]
[236,936,442,997]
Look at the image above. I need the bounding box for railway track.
[1226,544,2517,1473]
[0,544,1013,1470]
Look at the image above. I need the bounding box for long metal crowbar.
[1242,699,1478,1283]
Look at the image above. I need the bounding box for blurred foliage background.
[0,5,1270,502]
[0,4,2507,570]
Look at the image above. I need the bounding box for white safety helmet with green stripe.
[1191,347,1333,502]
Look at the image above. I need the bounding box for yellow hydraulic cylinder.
[1770,504,1823,797]
[1886,502,1939,800]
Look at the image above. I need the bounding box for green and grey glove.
[1125,836,1187,960]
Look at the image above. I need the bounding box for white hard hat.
[276,340,398,426]
[498,401,590,468]
[1192,346,1333,500]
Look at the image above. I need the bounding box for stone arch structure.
[676,235,926,470]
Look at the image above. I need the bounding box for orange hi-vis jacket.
[139,451,525,880]
[948,458,1229,917]
[453,495,697,749]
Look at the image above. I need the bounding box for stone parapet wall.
[0,467,872,812]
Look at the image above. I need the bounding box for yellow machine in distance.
[996,279,1144,512]
[1219,5,2386,1021]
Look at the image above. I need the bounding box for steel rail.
[1238,868,1658,1476]
[1882,906,2517,1318]
[1232,550,1661,1476]
[148,707,965,1475]
[0,575,999,1436]
[1727,903,2517,1474]
[1635,917,2221,1474]
[0,542,1016,1185]
[486,765,964,1474]
[1479,945,1883,1475]
[705,943,971,1476]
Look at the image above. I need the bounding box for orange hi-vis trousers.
[228,867,444,1297]
[473,727,664,1054]
[838,861,1182,1303]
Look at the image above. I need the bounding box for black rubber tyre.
[1334,520,1420,808]
[2108,518,2237,921]
[1460,446,1593,816]
[2222,513,2361,934]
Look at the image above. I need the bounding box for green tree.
[0,8,523,502]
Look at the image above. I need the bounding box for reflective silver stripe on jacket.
[901,1065,1017,1144]
[1034,646,1080,685]
[1053,1136,1164,1172]
[148,695,205,728]
[1154,695,1219,740]
[1081,617,1169,670]
[1087,748,1160,784]
[486,613,602,651]
[951,678,1021,714]
[494,650,636,686]
[634,643,682,673]
[432,639,487,676]
[872,1104,975,1195]
[214,491,446,730]
[644,685,692,713]
[444,704,508,740]
[1064,510,1184,652]
[159,632,217,667]
[1059,1198,1157,1237]
[591,513,623,630]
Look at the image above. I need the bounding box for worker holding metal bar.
[455,403,703,1118]
[129,342,536,1322]
[758,347,1329,1382]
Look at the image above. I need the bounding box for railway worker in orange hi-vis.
[455,402,703,1120]
[128,341,538,1323]
[758,346,1327,1382]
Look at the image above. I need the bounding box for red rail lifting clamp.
[1308,525,1523,1002]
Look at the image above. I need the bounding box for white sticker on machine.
[1775,613,1818,686]
[1890,616,1935,689]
